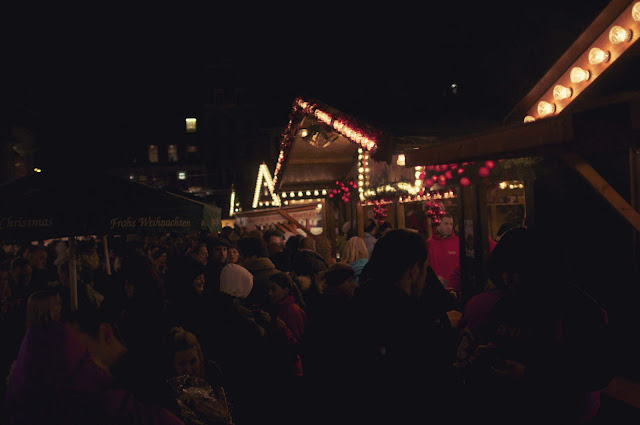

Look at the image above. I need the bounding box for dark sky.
[6,1,612,164]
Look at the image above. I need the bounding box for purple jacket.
[4,320,184,425]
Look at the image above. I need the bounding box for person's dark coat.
[341,278,456,424]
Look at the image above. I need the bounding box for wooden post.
[524,178,536,228]
[102,235,111,276]
[324,199,337,257]
[630,147,640,286]
[561,151,640,233]
[396,200,405,229]
[476,182,490,277]
[357,203,364,238]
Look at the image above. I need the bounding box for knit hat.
[219,263,254,298]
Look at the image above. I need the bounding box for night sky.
[5,1,612,169]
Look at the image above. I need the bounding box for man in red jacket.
[426,212,460,286]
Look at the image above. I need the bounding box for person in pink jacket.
[265,271,307,377]
[426,212,460,285]
[4,312,184,425]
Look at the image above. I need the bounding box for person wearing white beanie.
[219,263,254,299]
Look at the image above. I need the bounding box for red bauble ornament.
[460,177,471,186]
[419,172,426,180]
[426,165,435,171]
[478,166,490,178]
[440,164,448,170]
[445,170,453,179]
[457,168,465,174]
[485,160,495,169]
[424,179,435,188]
[431,174,439,181]
[434,165,441,172]
[450,163,458,169]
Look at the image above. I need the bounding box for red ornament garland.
[425,200,446,225]
[373,200,388,222]
[328,180,358,203]
[421,159,501,188]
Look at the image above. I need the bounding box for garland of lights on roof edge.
[272,97,381,189]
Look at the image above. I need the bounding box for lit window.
[178,171,187,180]
[148,145,159,163]
[168,145,179,162]
[186,118,197,133]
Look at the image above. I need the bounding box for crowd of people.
[0,219,614,424]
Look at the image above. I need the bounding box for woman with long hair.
[25,289,62,329]
[162,326,233,425]
[340,236,369,284]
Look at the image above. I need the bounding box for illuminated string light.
[588,47,610,65]
[538,101,556,117]
[570,67,590,83]
[229,188,236,217]
[609,25,632,44]
[553,85,573,100]
[252,163,281,208]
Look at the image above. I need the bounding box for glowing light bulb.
[633,2,640,22]
[609,26,632,44]
[588,48,610,64]
[570,67,590,83]
[553,85,572,100]
[538,101,556,117]
[524,116,536,123]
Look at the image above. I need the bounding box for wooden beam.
[396,200,405,229]
[405,115,574,167]
[505,0,636,123]
[277,210,312,236]
[561,151,640,233]
[288,157,354,165]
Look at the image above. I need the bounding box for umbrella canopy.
[0,168,205,242]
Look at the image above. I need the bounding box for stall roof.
[273,97,393,193]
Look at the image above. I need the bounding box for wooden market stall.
[234,97,398,256]
[404,0,640,401]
